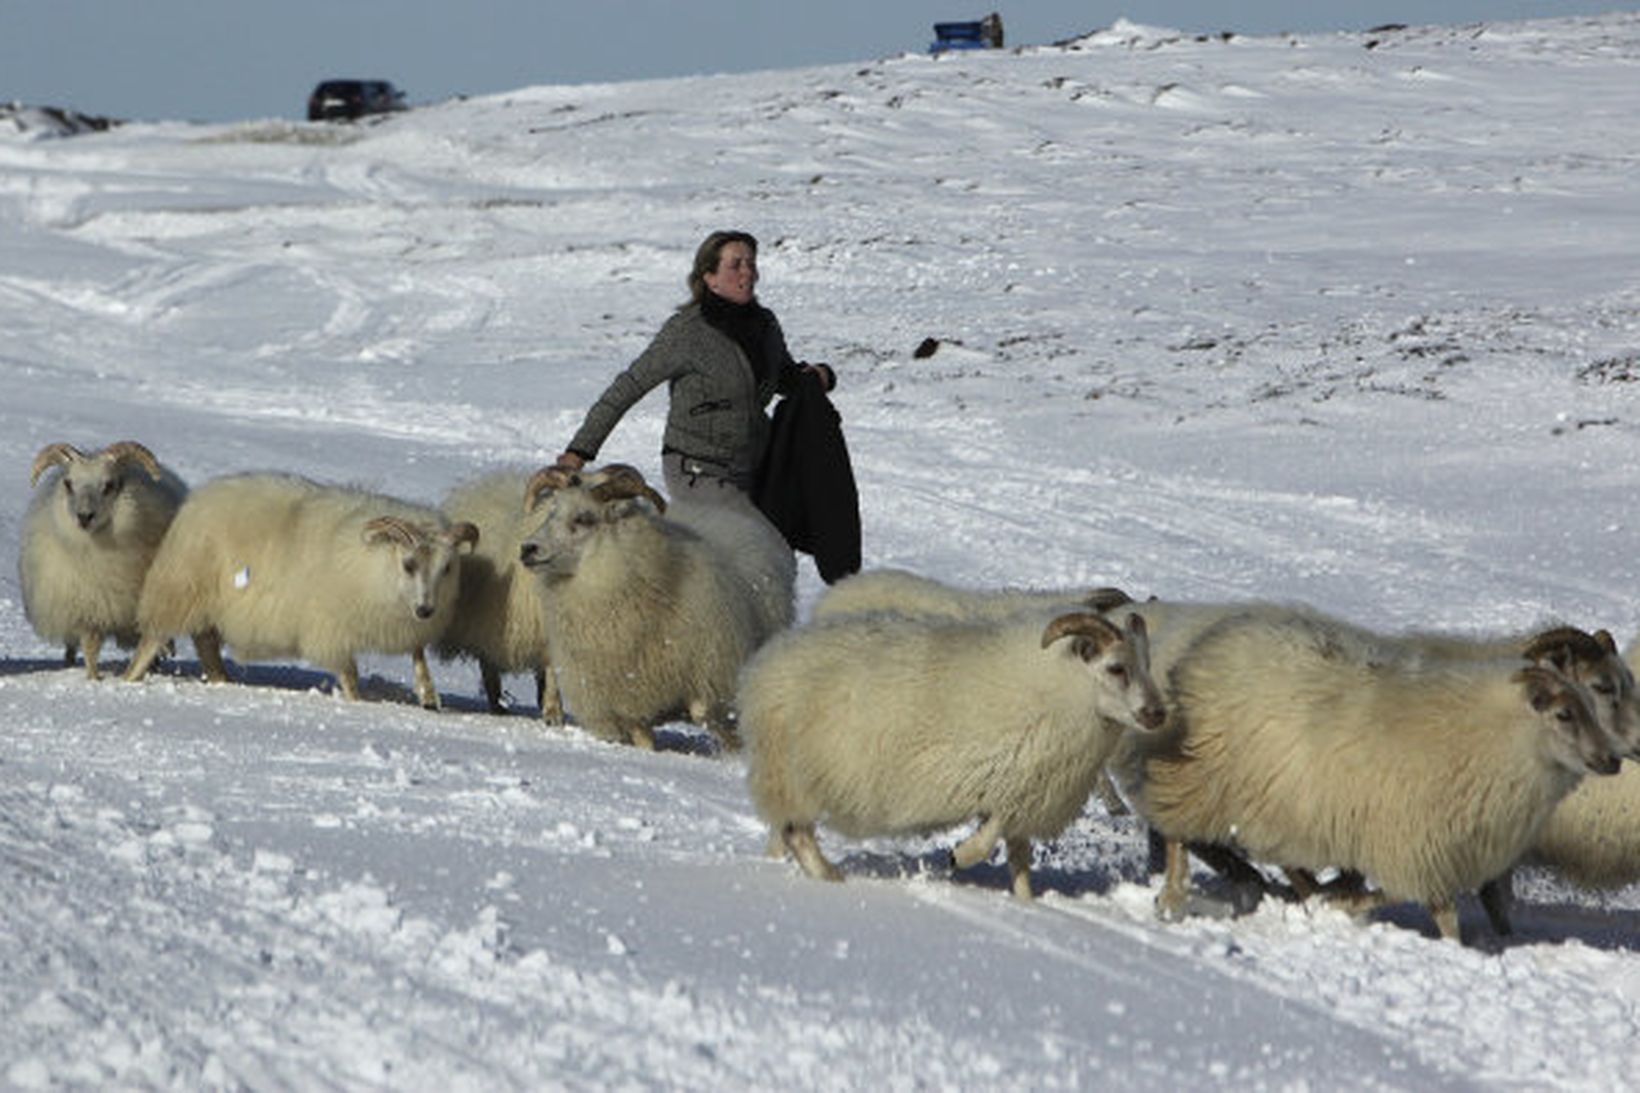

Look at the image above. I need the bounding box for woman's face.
[703,241,758,305]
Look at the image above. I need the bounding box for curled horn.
[1040,610,1122,651]
[362,515,426,548]
[30,443,84,486]
[447,520,480,550]
[1080,586,1134,613]
[524,466,578,513]
[101,441,164,482]
[588,463,668,514]
[1522,626,1608,670]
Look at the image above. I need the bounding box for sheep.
[19,441,187,679]
[516,462,792,751]
[437,468,564,723]
[811,566,1133,625]
[122,473,478,708]
[1505,637,1640,892]
[738,607,1168,900]
[1125,608,1618,942]
[1397,625,1640,935]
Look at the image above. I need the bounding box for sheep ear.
[1594,629,1619,655]
[448,521,480,553]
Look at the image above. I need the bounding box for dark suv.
[306,80,407,122]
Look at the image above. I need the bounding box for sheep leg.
[628,724,657,751]
[1478,870,1516,938]
[783,823,843,882]
[1092,769,1129,817]
[63,639,79,670]
[1155,837,1192,922]
[536,665,564,726]
[80,629,105,681]
[195,629,229,683]
[480,662,505,713]
[704,702,742,753]
[337,662,361,701]
[1006,838,1035,901]
[1429,899,1462,943]
[123,635,166,682]
[952,815,1002,870]
[411,647,440,710]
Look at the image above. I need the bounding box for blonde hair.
[686,230,758,305]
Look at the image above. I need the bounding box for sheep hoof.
[1154,890,1190,923]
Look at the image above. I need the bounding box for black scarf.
[700,291,775,387]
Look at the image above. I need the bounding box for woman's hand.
[556,450,587,471]
[803,363,836,391]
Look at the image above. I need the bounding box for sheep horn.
[1040,610,1122,652]
[588,463,668,514]
[101,441,164,481]
[30,443,84,486]
[362,515,426,548]
[1521,626,1607,669]
[524,466,578,513]
[1080,586,1134,612]
[447,521,480,550]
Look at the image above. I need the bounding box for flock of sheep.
[19,439,1640,945]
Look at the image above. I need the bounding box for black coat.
[753,373,861,584]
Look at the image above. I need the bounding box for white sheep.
[123,473,478,708]
[811,566,1132,624]
[438,468,564,723]
[1125,608,1617,942]
[19,441,187,679]
[1466,630,1640,932]
[516,463,792,751]
[738,607,1167,900]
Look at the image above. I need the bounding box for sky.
[3,0,1635,123]
[5,10,1640,1087]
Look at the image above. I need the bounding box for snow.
[4,12,1640,1089]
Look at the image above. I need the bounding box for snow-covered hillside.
[3,14,1640,1089]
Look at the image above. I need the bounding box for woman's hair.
[686,229,758,305]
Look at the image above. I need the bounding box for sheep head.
[1522,626,1640,760]
[31,440,163,535]
[518,463,668,583]
[362,515,469,622]
[1516,662,1619,777]
[1041,610,1167,733]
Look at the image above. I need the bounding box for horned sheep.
[1124,608,1618,942]
[1509,636,1640,892]
[123,473,477,708]
[19,441,187,679]
[517,463,794,751]
[438,468,565,723]
[738,607,1167,900]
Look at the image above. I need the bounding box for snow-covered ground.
[4,13,1640,1089]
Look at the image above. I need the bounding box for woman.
[557,230,834,517]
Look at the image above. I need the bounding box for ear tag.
[234,566,251,590]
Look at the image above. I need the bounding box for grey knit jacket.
[567,301,808,484]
